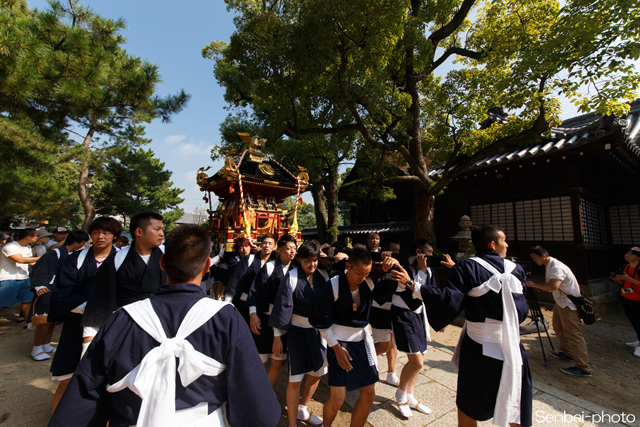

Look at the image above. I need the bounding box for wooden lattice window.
[609,205,640,245]
[580,198,608,244]
[515,196,574,242]
[470,203,515,240]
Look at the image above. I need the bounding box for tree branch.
[282,123,360,137]
[428,47,483,75]
[382,175,422,185]
[431,96,549,194]
[428,0,477,44]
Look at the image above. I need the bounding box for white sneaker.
[626,340,639,348]
[633,346,640,358]
[386,372,399,386]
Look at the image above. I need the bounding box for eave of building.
[429,100,640,180]
[302,222,413,237]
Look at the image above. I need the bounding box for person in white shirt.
[0,229,41,321]
[526,246,591,377]
[32,229,54,257]
[45,227,69,252]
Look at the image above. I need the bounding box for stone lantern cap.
[450,215,472,241]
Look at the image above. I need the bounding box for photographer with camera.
[526,246,592,377]
[610,247,640,358]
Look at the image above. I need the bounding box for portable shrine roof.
[199,151,302,198]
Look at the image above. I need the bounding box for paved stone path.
[324,339,639,427]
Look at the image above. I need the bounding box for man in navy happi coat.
[81,211,167,350]
[48,224,280,427]
[269,241,326,427]
[312,247,399,427]
[224,233,276,322]
[248,233,298,386]
[401,225,532,427]
[28,230,89,361]
[48,217,122,413]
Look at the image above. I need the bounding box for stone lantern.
[450,215,475,261]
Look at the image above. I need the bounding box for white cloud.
[164,134,213,157]
[164,134,186,145]
[178,142,214,156]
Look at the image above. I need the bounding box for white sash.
[455,257,523,427]
[332,324,378,370]
[114,245,131,271]
[106,298,230,427]
[265,260,275,278]
[76,247,91,270]
[400,266,432,343]
[323,276,378,370]
[317,268,330,282]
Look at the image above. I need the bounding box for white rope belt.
[332,324,377,369]
[128,403,226,427]
[291,314,313,328]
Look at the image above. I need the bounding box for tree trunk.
[411,183,436,242]
[324,162,340,244]
[310,184,328,243]
[79,126,96,232]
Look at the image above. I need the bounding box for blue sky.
[29,0,237,214]
[27,0,592,215]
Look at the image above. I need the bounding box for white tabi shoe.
[31,346,51,361]
[43,343,56,353]
[397,402,413,418]
[386,372,399,386]
[409,400,431,414]
[297,407,322,425]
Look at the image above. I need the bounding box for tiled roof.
[429,100,640,177]
[302,222,413,237]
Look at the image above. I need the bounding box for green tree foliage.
[0,0,75,224]
[99,144,184,228]
[281,197,316,230]
[207,0,639,238]
[0,0,188,229]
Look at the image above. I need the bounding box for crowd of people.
[0,220,638,427]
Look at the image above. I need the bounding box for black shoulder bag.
[559,288,597,325]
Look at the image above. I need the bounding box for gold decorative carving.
[297,166,309,183]
[238,132,267,151]
[258,163,276,177]
[196,167,211,189]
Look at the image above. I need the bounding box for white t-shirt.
[351,287,361,309]
[546,257,580,310]
[0,241,32,281]
[45,239,59,249]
